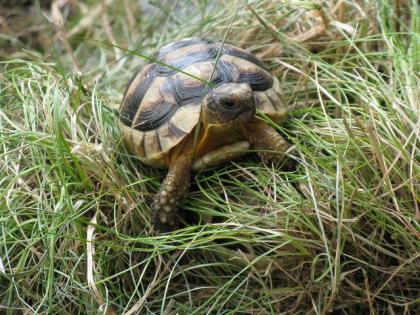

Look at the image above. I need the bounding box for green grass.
[0,0,419,314]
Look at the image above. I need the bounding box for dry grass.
[0,0,419,314]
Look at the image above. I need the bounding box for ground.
[0,0,419,314]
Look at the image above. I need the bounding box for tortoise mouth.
[205,108,256,127]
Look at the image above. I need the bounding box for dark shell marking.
[120,64,157,126]
[156,45,219,76]
[165,77,207,107]
[223,44,270,72]
[133,101,178,131]
[120,38,280,160]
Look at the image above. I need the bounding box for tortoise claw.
[151,210,179,233]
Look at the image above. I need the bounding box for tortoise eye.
[221,99,236,109]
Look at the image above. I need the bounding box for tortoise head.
[202,83,256,126]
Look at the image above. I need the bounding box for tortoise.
[120,38,292,232]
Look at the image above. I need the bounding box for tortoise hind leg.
[151,155,192,233]
[246,121,294,167]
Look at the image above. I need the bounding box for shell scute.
[221,54,273,91]
[166,76,206,107]
[156,44,219,77]
[120,64,157,126]
[169,104,202,134]
[222,44,270,71]
[133,101,178,132]
[255,77,288,121]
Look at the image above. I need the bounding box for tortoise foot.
[151,156,191,233]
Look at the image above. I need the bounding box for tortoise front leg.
[151,155,192,233]
[246,121,293,166]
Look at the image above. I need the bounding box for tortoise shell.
[120,38,288,168]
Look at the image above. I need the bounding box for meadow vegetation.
[0,0,419,313]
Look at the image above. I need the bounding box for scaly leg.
[151,155,191,233]
[247,122,294,166]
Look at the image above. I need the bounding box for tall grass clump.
[0,0,419,314]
